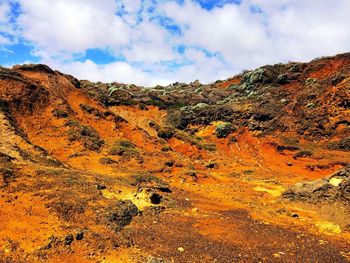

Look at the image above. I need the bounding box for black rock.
[76,232,84,241]
[64,234,74,245]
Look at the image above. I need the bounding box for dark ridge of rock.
[13,64,55,74]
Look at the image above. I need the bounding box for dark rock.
[186,171,197,178]
[277,74,289,84]
[64,234,74,245]
[96,184,107,190]
[75,232,84,241]
[165,160,175,167]
[40,236,61,250]
[149,192,162,205]
[206,162,218,169]
[105,200,139,231]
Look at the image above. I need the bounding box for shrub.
[79,104,102,117]
[327,137,350,151]
[108,140,138,157]
[202,143,217,152]
[215,122,235,138]
[157,127,175,139]
[65,120,104,151]
[52,109,69,118]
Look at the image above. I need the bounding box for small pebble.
[178,247,185,253]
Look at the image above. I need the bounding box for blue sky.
[0,0,349,86]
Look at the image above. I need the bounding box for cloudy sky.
[0,0,349,86]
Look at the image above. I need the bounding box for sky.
[0,0,350,86]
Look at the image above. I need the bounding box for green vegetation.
[65,119,104,151]
[172,130,217,152]
[215,122,234,138]
[108,140,139,157]
[157,127,175,139]
[52,109,69,119]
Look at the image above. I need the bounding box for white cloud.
[3,0,350,85]
[0,1,12,22]
[17,0,129,56]
[0,1,16,44]
[45,59,152,86]
[161,0,350,70]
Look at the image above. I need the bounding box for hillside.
[0,53,349,262]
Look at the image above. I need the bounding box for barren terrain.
[0,54,349,262]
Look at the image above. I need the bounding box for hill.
[0,54,349,262]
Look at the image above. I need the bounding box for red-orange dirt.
[0,55,349,262]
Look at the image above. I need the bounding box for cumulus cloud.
[0,1,16,44]
[1,0,350,85]
[17,0,129,56]
[161,0,350,70]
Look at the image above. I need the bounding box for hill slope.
[0,54,349,262]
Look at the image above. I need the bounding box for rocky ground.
[0,54,349,262]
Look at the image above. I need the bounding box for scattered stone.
[206,162,218,169]
[75,232,84,241]
[96,184,106,190]
[186,171,197,178]
[64,234,74,245]
[165,160,175,167]
[177,247,185,253]
[306,102,316,109]
[40,236,61,250]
